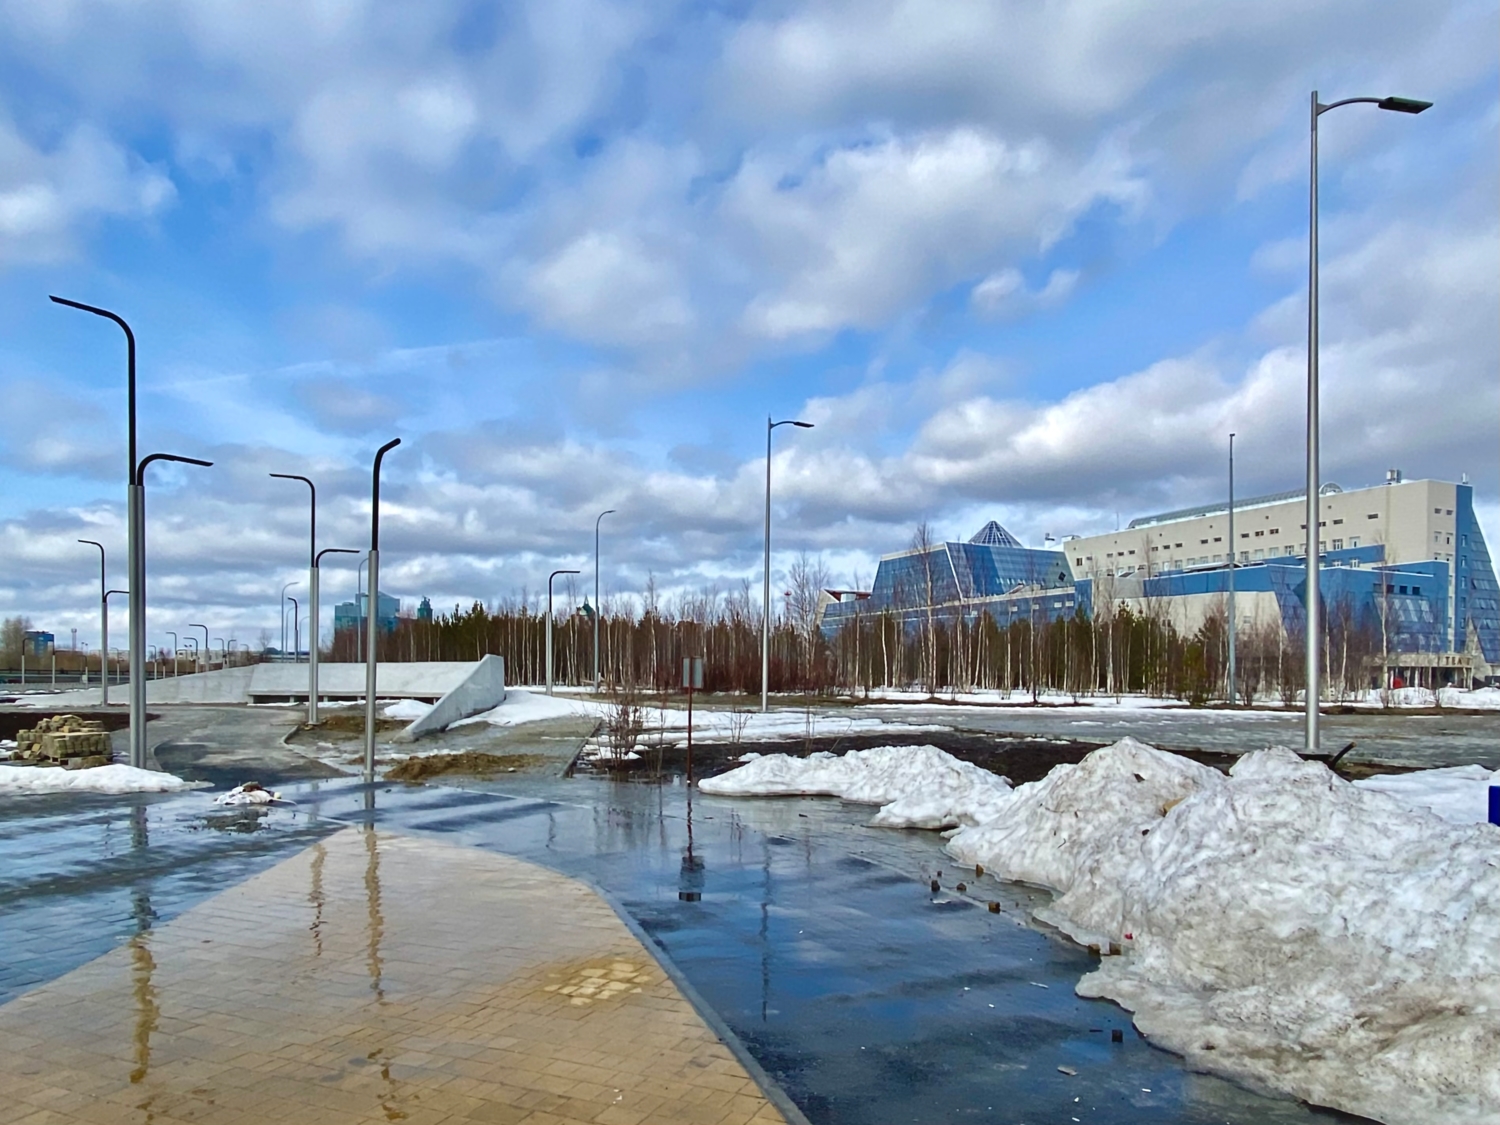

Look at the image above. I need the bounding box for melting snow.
[0,763,198,795]
[703,738,1500,1123]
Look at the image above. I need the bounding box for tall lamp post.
[79,539,108,705]
[314,547,359,722]
[547,569,580,696]
[593,509,615,692]
[762,417,813,712]
[1304,91,1430,751]
[285,597,299,663]
[50,298,214,768]
[165,630,178,678]
[133,454,211,763]
[363,438,401,783]
[184,636,198,670]
[188,623,210,672]
[1227,433,1236,706]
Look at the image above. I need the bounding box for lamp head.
[1377,96,1432,114]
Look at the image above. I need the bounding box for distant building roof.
[1127,484,1345,530]
[969,520,1022,548]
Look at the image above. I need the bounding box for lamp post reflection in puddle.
[679,782,704,903]
[308,842,327,959]
[128,803,158,1090]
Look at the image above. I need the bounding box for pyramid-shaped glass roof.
[968,520,1021,548]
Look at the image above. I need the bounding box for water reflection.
[678,785,703,902]
[363,828,385,1004]
[308,842,326,958]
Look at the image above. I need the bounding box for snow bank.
[705,737,1500,1120]
[699,745,1012,829]
[947,744,1500,1124]
[0,763,197,795]
[1355,686,1500,710]
[1354,765,1499,825]
[455,688,597,727]
[382,698,433,721]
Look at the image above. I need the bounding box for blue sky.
[0,0,1496,648]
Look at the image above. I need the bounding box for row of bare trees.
[322,585,1390,702]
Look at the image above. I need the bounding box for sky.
[0,0,1496,651]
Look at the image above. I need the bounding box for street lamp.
[188,623,210,672]
[313,547,359,722]
[1304,91,1430,751]
[1227,433,1236,707]
[214,638,225,666]
[547,569,580,697]
[78,540,108,705]
[593,509,615,692]
[165,630,178,678]
[184,636,199,670]
[363,438,401,783]
[762,417,813,712]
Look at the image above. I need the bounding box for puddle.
[0,773,1370,1124]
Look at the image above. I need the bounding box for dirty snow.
[699,745,1012,829]
[213,783,285,806]
[1353,686,1500,710]
[704,738,1500,1122]
[1353,764,1499,825]
[0,763,198,795]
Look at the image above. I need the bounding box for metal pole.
[49,297,137,746]
[287,598,299,664]
[80,540,107,705]
[364,438,400,783]
[309,564,319,721]
[1306,90,1321,752]
[1227,433,1236,706]
[762,417,772,713]
[594,509,615,692]
[280,580,294,660]
[166,631,177,679]
[129,482,145,765]
[189,623,209,672]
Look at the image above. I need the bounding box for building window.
[1332,539,1343,550]
[1435,508,1442,514]
[1446,509,1453,516]
[1413,586,1421,596]
[1253,549,1264,560]
[1200,539,1208,545]
[1400,585,1408,595]
[1174,543,1182,549]
[1213,536,1222,543]
[1241,551,1250,563]
[1254,530,1264,537]
[1333,518,1343,525]
[1350,537,1359,548]
[1367,513,1378,520]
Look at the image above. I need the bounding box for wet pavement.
[1,771,1373,1124]
[0,826,789,1125]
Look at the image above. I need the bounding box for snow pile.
[1354,765,1499,825]
[945,738,1222,943]
[699,745,1012,829]
[456,688,598,727]
[382,698,433,721]
[1357,685,1500,710]
[947,744,1500,1124]
[0,763,197,795]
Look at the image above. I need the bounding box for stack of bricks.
[14,715,113,767]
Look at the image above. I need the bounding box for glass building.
[820,522,1078,635]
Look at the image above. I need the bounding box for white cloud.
[0,116,174,263]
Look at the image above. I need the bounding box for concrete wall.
[137,662,483,704]
[404,655,506,739]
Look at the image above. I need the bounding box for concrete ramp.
[404,655,506,739]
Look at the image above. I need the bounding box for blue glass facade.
[822,523,1077,635]
[1454,484,1500,662]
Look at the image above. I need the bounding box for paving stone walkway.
[0,828,788,1125]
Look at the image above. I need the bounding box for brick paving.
[0,828,788,1125]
